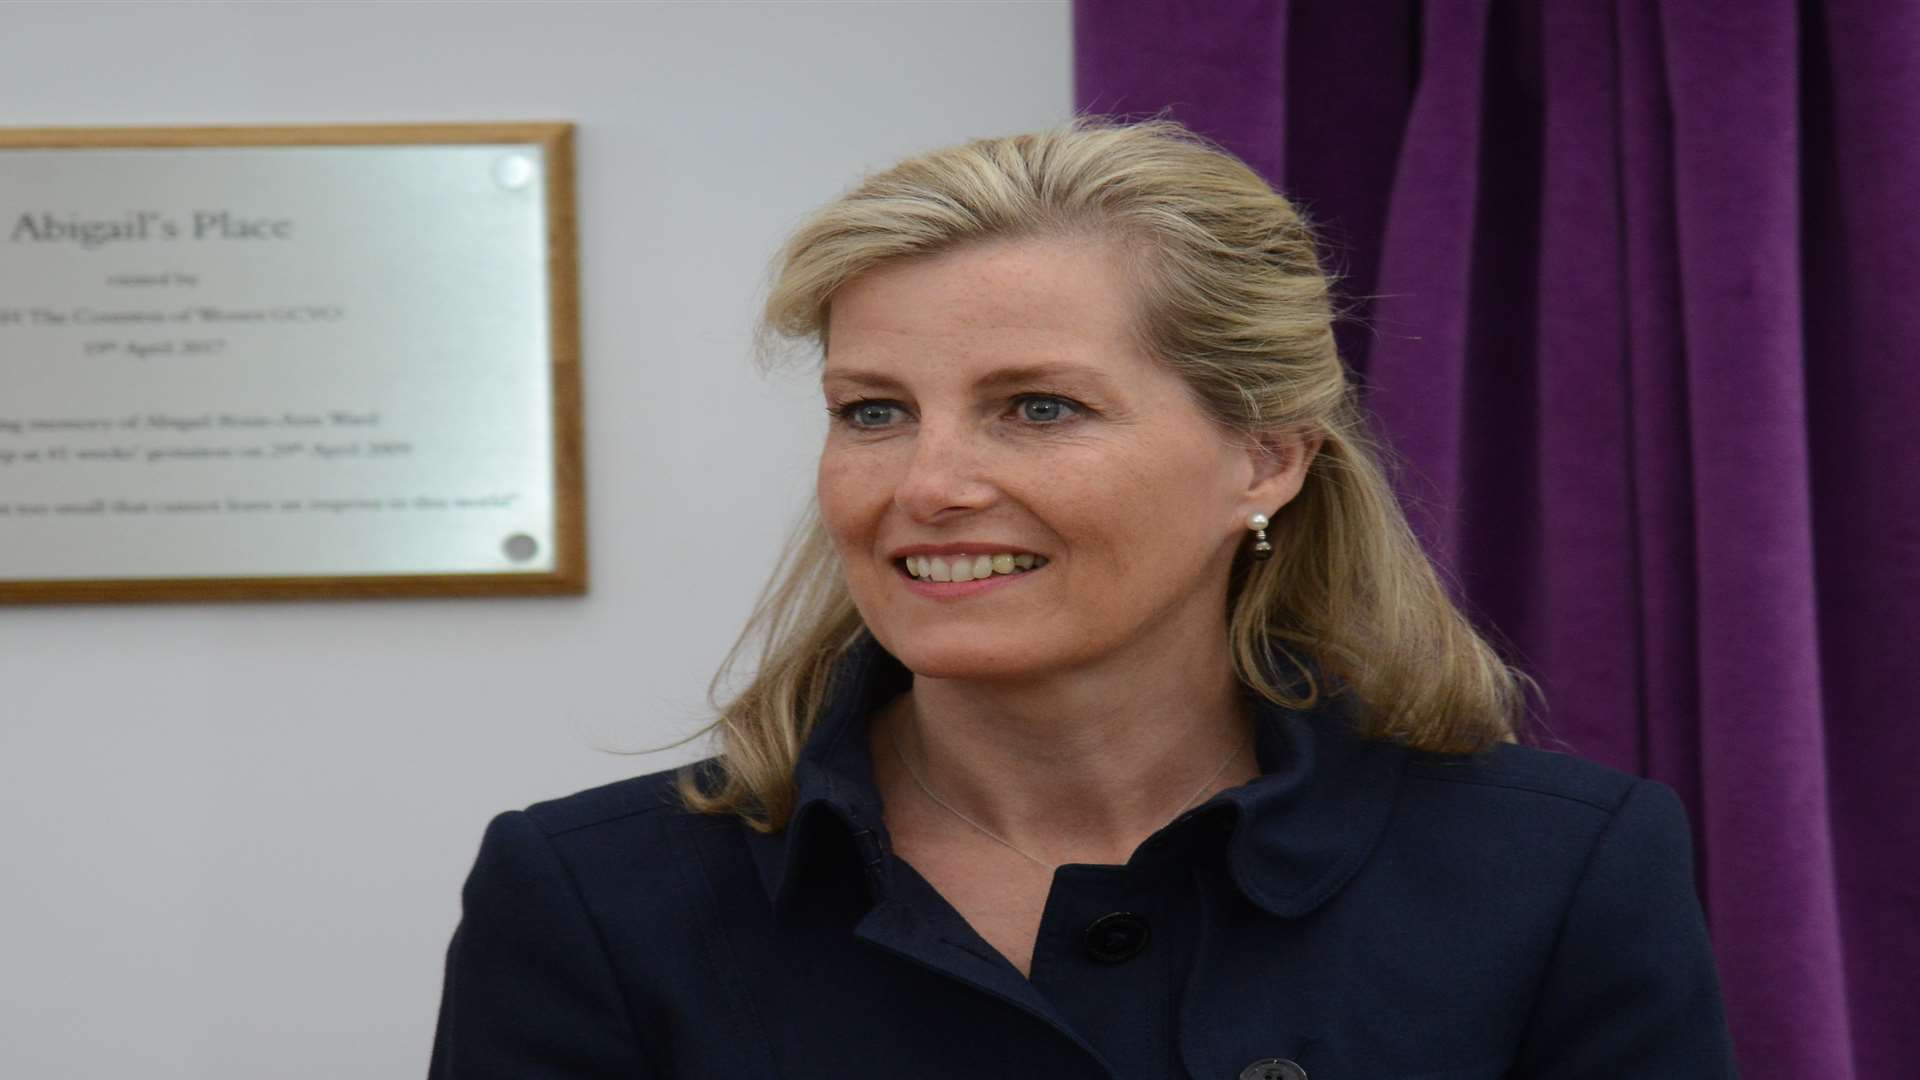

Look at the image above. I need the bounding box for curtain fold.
[1074,2,1918,1076]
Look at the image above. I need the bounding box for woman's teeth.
[903,553,1046,582]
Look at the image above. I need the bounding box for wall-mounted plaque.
[0,123,584,602]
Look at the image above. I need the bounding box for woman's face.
[817,237,1310,684]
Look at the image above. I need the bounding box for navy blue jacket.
[430,636,1738,1078]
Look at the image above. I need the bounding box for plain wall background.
[0,3,1071,1076]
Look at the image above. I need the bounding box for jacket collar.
[743,633,1409,922]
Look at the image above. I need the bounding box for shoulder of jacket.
[520,757,718,839]
[1400,741,1644,816]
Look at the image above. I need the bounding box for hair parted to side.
[675,115,1531,832]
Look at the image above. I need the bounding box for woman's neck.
[873,630,1260,867]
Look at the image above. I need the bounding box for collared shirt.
[430,634,1739,1078]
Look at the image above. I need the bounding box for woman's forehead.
[823,240,1146,381]
[830,239,1136,334]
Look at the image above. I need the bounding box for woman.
[430,119,1738,1078]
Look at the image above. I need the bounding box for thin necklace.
[887,708,1253,872]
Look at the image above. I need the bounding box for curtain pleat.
[1535,1,1639,771]
[1354,0,1494,581]
[1657,4,1853,1075]
[1801,3,1920,1077]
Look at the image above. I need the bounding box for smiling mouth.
[897,553,1048,582]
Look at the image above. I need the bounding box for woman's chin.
[876,632,1070,684]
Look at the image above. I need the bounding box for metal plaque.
[0,123,584,602]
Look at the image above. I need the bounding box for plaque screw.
[493,154,536,191]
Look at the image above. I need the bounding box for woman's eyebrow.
[821,363,1115,393]
[975,363,1115,392]
[819,368,905,393]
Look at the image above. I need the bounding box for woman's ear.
[1244,429,1324,514]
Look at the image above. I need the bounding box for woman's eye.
[1015,395,1079,423]
[836,400,906,428]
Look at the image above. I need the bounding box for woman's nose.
[891,421,996,521]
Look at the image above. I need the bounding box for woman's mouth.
[897,552,1048,582]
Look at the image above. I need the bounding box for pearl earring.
[1248,512,1273,561]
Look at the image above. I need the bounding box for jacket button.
[1238,1060,1308,1080]
[1082,911,1150,963]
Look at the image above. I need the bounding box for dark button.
[1238,1060,1308,1080]
[1082,911,1150,963]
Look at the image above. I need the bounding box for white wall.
[0,3,1071,1076]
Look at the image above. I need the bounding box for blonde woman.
[430,119,1737,1079]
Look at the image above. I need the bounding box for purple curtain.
[1075,2,1918,1077]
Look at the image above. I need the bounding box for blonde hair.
[675,116,1529,832]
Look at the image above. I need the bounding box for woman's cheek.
[817,450,886,543]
